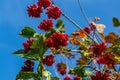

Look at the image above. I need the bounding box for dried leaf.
[77,58,87,65]
[70,36,89,49]
[72,29,87,38]
[105,32,118,43]
[95,23,106,34]
[70,36,80,45]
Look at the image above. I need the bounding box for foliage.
[20,26,36,38]
[14,0,120,80]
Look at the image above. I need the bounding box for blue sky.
[0,0,120,80]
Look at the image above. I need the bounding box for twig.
[78,0,90,24]
[77,0,103,43]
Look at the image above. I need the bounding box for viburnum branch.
[62,13,83,30]
[50,0,98,43]
[78,0,97,44]
[62,13,99,44]
[78,0,104,43]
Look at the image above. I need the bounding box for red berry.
[90,42,106,56]
[38,19,53,31]
[91,71,110,80]
[90,22,96,30]
[46,6,62,19]
[46,32,68,49]
[58,68,66,75]
[27,4,42,18]
[43,55,55,66]
[23,39,34,52]
[21,60,34,72]
[97,53,115,66]
[84,27,91,34]
[37,0,51,9]
[73,75,81,80]
[64,76,71,80]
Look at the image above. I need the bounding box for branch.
[78,0,90,24]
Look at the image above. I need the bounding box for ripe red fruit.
[46,32,68,49]
[42,55,54,66]
[46,6,62,19]
[90,42,107,56]
[21,60,34,72]
[84,27,91,34]
[97,53,116,66]
[58,68,66,75]
[91,71,110,80]
[37,0,51,9]
[64,76,71,80]
[27,4,42,18]
[23,39,34,52]
[38,19,53,31]
[73,75,81,80]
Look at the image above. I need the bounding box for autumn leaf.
[70,36,80,45]
[70,36,89,49]
[77,57,87,65]
[105,32,118,43]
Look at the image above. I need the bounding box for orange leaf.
[105,32,118,43]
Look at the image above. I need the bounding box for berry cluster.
[23,39,34,52]
[90,42,107,56]
[84,27,91,34]
[38,19,53,31]
[27,0,62,19]
[21,60,34,72]
[97,53,116,66]
[27,4,42,18]
[37,0,51,9]
[64,76,71,80]
[46,32,68,49]
[42,55,55,66]
[57,63,67,75]
[58,68,66,75]
[46,6,62,19]
[91,71,110,80]
[73,75,81,80]
[64,75,81,80]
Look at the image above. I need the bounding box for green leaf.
[14,34,47,60]
[112,17,120,27]
[13,49,39,60]
[69,66,87,77]
[16,72,40,80]
[13,49,25,57]
[51,77,59,80]
[56,19,64,28]
[56,19,65,33]
[30,34,47,58]
[20,26,36,38]
[37,63,42,77]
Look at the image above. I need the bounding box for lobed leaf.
[20,26,36,38]
[112,17,120,27]
[16,72,40,80]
